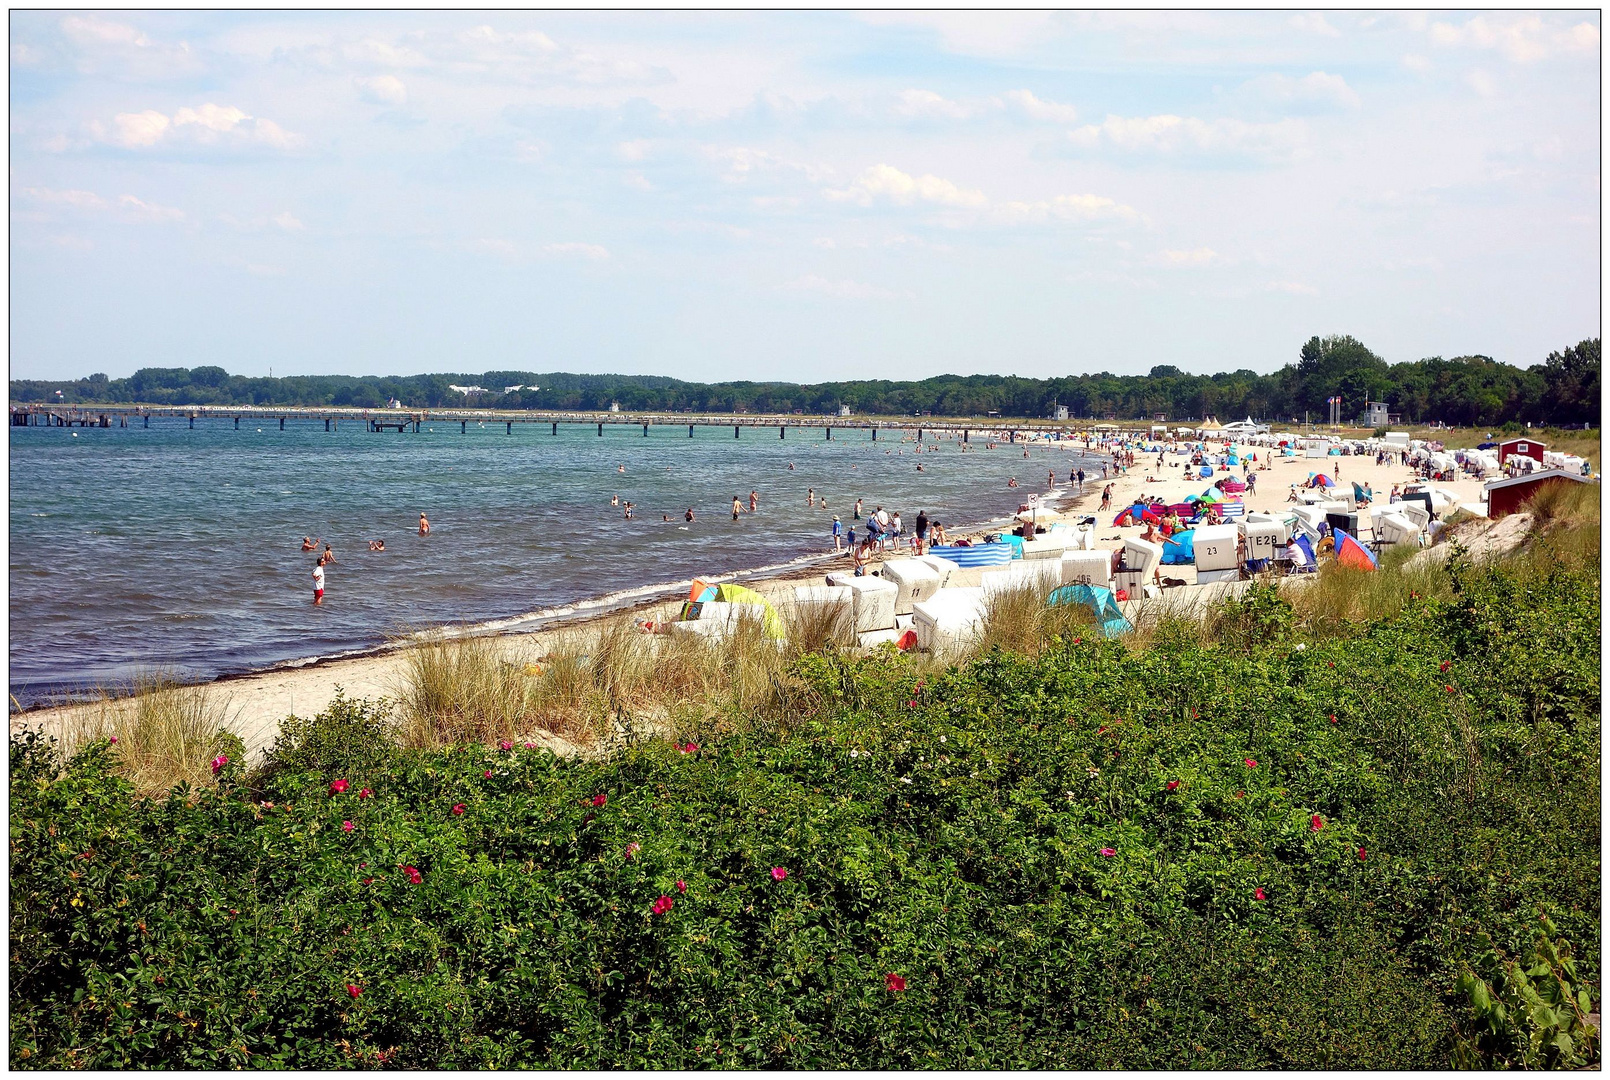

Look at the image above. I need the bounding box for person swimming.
[369,539,385,551]
[301,536,317,551]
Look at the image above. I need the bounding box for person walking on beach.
[832,515,843,550]
[419,513,430,535]
[312,559,325,606]
[1100,485,1113,512]
[915,510,929,554]
[891,511,903,549]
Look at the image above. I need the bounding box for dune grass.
[69,672,237,798]
[974,583,1098,657]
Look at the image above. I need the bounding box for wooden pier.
[11,403,1136,444]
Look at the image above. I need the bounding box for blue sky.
[9,10,1600,382]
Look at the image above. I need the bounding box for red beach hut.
[1497,438,1546,467]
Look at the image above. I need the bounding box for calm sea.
[9,417,1095,706]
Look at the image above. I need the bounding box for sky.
[8,9,1602,383]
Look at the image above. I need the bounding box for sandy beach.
[11,430,1490,761]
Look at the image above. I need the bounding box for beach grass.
[73,672,237,798]
[393,635,538,750]
[974,582,1098,657]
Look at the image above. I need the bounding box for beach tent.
[711,583,786,637]
[680,581,786,637]
[1047,584,1132,638]
[1333,529,1377,572]
[1161,530,1195,565]
[1200,466,1214,478]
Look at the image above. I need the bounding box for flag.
[1334,529,1376,572]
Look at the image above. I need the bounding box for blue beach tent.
[1161,530,1195,565]
[1047,584,1133,638]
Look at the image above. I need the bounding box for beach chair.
[1289,534,1318,574]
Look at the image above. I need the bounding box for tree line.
[10,335,1598,427]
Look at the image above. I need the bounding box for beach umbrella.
[1333,530,1376,572]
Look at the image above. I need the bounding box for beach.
[9,428,1490,761]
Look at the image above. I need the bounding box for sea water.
[10,417,1097,705]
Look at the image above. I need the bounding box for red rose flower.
[1439,660,1451,673]
[1166,780,1180,791]
[342,820,354,832]
[1254,887,1266,901]
[885,973,907,992]
[675,880,687,893]
[1244,758,1257,768]
[771,867,788,881]
[402,865,422,885]
[1099,847,1116,857]
[1329,714,1337,724]
[626,842,640,860]
[1358,847,1367,860]
[499,740,513,751]
[592,794,607,808]
[451,803,466,816]
[329,779,349,795]
[652,895,674,915]
[1444,685,1456,694]
[1310,814,1324,832]
[358,787,371,799]
[347,984,362,999]
[484,769,493,778]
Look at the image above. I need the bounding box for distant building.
[838,404,853,416]
[1050,404,1069,421]
[1485,469,1595,518]
[1497,437,1546,466]
[608,402,621,413]
[1364,401,1391,428]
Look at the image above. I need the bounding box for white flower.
[939,735,947,743]
[850,749,859,758]
[1294,643,1307,651]
[901,777,913,784]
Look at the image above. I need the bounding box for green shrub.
[1453,914,1600,1069]
[8,556,1598,1069]
[258,689,395,792]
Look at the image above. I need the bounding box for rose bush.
[8,556,1598,1068]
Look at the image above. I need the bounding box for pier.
[11,403,1118,442]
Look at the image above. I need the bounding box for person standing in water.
[731,495,743,521]
[749,490,758,513]
[853,498,863,521]
[419,513,430,535]
[832,515,843,550]
[685,507,696,522]
[807,487,815,508]
[312,559,325,606]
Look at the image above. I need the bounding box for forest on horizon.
[10,335,1599,428]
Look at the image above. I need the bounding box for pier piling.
[507,422,512,435]
[597,423,603,436]
[826,426,832,440]
[189,415,195,429]
[461,421,467,434]
[643,423,649,436]
[279,417,285,431]
[551,422,557,435]
[325,418,331,432]
[872,427,877,441]
[688,424,694,438]
[734,425,740,439]
[779,425,785,439]
[234,416,240,429]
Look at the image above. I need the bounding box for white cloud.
[854,11,1058,58]
[1067,114,1305,161]
[1401,53,1433,73]
[355,75,408,105]
[1466,69,1497,98]
[1430,15,1599,63]
[714,147,831,184]
[117,194,185,223]
[893,88,977,121]
[272,211,305,231]
[102,103,300,151]
[824,164,1140,227]
[812,237,837,249]
[782,274,900,300]
[1236,71,1360,111]
[543,242,610,260]
[20,186,106,210]
[1266,280,1318,296]
[622,172,653,192]
[824,164,988,209]
[998,89,1079,124]
[61,15,153,49]
[111,110,171,148]
[616,139,652,162]
[342,37,430,69]
[1288,12,1340,37]
[991,194,1143,226]
[1156,248,1218,267]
